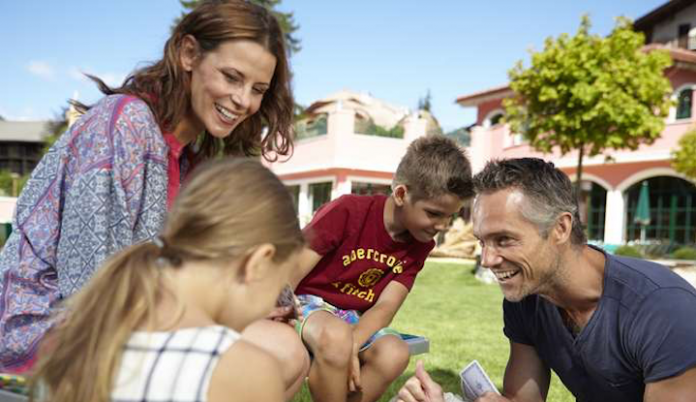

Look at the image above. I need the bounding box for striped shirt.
[112,326,240,402]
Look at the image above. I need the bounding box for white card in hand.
[459,360,500,401]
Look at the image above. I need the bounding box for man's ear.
[392,184,408,207]
[180,34,200,72]
[239,244,276,283]
[552,212,573,245]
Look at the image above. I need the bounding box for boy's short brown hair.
[393,135,473,201]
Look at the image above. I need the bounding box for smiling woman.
[180,39,277,144]
[0,0,298,379]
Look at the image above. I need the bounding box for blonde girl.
[30,158,305,402]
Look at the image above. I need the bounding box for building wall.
[469,113,693,174]
[668,66,696,91]
[650,2,696,47]
[476,99,505,126]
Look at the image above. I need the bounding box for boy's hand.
[395,360,444,402]
[348,342,362,392]
[266,306,296,323]
[272,286,303,324]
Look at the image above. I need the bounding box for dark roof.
[455,85,514,107]
[634,0,696,32]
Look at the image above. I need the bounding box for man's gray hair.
[472,158,586,245]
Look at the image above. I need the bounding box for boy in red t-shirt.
[291,135,474,402]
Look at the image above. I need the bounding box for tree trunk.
[575,145,587,231]
[575,144,585,196]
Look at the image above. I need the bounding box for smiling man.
[395,158,696,402]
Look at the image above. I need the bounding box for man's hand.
[348,342,362,392]
[395,360,445,402]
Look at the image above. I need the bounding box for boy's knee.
[367,336,410,377]
[307,320,353,367]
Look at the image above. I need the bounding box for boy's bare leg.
[242,319,310,401]
[348,335,410,402]
[302,311,354,402]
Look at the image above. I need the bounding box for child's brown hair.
[393,135,473,201]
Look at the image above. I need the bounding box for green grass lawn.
[291,260,575,402]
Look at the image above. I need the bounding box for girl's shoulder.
[127,325,240,351]
[207,338,285,402]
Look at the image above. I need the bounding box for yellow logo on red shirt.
[341,248,406,274]
[332,281,376,303]
[358,268,383,288]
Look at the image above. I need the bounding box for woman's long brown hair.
[78,0,295,161]
[29,158,305,402]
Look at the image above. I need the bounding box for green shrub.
[614,245,643,258]
[640,242,676,259]
[295,114,328,140]
[354,117,405,138]
[672,247,696,260]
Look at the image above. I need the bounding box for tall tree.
[418,89,432,112]
[177,0,301,55]
[672,128,696,181]
[504,16,673,191]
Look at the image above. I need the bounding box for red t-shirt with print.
[296,194,434,312]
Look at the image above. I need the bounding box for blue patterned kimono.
[0,94,180,371]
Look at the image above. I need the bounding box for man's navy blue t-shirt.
[503,248,696,402]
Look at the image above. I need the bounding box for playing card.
[388,392,463,402]
[460,373,478,402]
[459,360,499,401]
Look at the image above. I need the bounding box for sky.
[1,0,667,131]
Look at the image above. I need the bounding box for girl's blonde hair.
[30,158,304,402]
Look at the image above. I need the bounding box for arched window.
[626,176,696,245]
[676,87,692,120]
[482,109,505,128]
[490,112,504,126]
